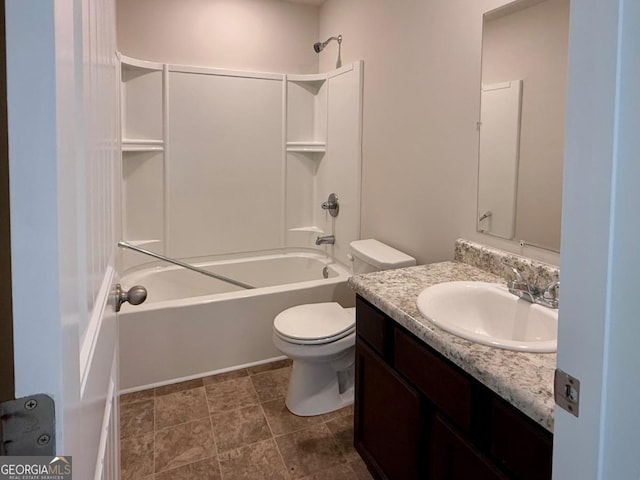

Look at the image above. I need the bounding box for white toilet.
[272,239,416,416]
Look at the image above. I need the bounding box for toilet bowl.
[273,239,416,416]
[273,303,356,416]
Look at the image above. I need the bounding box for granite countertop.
[348,261,556,432]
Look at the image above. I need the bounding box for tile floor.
[119,359,374,480]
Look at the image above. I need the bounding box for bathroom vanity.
[349,255,556,480]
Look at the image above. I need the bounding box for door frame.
[0,0,14,404]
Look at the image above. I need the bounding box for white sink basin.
[416,281,557,352]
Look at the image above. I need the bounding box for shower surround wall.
[120,57,362,269]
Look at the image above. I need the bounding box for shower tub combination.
[118,251,353,392]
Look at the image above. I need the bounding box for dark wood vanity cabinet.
[354,296,553,480]
[355,339,422,479]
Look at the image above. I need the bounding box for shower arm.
[314,34,343,53]
[118,241,255,290]
[324,35,342,47]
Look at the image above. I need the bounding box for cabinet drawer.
[487,395,553,480]
[394,328,471,432]
[356,296,390,357]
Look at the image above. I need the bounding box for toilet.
[272,239,416,416]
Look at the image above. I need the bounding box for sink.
[416,281,557,352]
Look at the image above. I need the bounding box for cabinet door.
[395,328,471,432]
[487,395,553,480]
[429,415,509,480]
[355,339,422,480]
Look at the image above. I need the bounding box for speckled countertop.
[348,260,556,433]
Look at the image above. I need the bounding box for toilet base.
[285,359,354,417]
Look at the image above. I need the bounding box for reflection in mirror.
[477,0,569,252]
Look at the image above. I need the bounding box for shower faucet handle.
[321,193,339,217]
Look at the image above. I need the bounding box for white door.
[477,80,522,240]
[553,0,640,479]
[6,1,121,479]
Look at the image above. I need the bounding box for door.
[554,0,640,479]
[477,80,522,240]
[6,1,121,479]
[0,0,14,404]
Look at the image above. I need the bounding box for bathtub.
[118,251,354,392]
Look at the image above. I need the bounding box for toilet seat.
[273,303,355,345]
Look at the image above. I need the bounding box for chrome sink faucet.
[503,259,559,309]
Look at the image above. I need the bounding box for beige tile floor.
[119,359,374,480]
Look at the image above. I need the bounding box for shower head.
[313,34,342,53]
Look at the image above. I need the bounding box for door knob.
[115,284,147,312]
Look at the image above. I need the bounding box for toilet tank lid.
[349,239,416,270]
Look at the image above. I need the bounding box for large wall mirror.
[477,0,570,252]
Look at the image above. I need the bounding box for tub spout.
[315,235,335,245]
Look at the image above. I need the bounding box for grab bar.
[118,241,256,290]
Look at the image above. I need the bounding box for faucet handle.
[321,193,339,217]
[501,258,525,284]
[542,280,560,304]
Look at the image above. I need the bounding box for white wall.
[116,0,320,74]
[117,0,561,265]
[318,0,520,264]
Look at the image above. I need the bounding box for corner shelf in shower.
[287,73,327,87]
[286,141,326,153]
[122,139,165,152]
[288,226,325,234]
[121,239,162,250]
[120,55,164,71]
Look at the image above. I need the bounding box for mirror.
[477,0,570,252]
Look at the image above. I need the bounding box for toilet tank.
[349,239,416,274]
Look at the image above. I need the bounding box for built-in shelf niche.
[286,76,327,148]
[283,64,363,263]
[122,151,164,244]
[120,55,167,269]
[121,56,164,142]
[285,75,329,244]
[285,148,323,246]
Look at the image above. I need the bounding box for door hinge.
[554,368,580,417]
[1,394,55,455]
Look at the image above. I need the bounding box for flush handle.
[321,193,339,217]
[115,284,147,312]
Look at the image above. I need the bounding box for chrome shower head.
[313,35,342,53]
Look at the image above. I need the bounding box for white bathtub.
[118,251,354,391]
